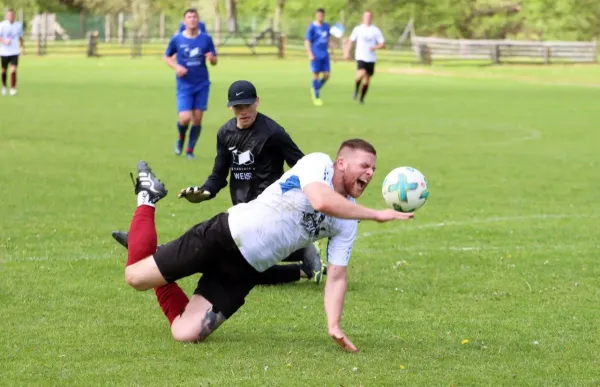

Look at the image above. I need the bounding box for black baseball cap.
[227,80,258,107]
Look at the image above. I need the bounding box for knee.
[124,266,149,291]
[179,114,192,126]
[171,325,207,343]
[192,112,203,125]
[323,73,330,80]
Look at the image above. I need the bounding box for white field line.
[2,214,596,263]
[360,213,596,238]
[0,253,118,263]
[354,243,597,254]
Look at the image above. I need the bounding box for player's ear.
[335,156,346,171]
[255,96,260,109]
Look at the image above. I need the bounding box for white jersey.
[349,24,384,63]
[227,152,358,272]
[0,20,23,56]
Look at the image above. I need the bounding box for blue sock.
[177,122,188,149]
[312,79,320,98]
[319,78,328,89]
[187,125,201,154]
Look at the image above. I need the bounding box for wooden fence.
[412,36,598,64]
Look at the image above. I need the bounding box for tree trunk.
[225,0,237,33]
[273,0,285,32]
[80,9,85,38]
[213,0,221,44]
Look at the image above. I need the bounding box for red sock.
[10,72,16,88]
[154,283,189,325]
[126,205,157,266]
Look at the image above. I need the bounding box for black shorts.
[1,55,19,69]
[153,212,260,318]
[357,60,375,76]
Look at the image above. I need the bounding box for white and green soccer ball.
[381,166,429,213]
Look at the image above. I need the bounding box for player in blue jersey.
[178,20,206,34]
[164,8,217,160]
[304,8,335,106]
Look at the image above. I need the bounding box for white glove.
[178,186,211,203]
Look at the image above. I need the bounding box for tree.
[213,0,221,42]
[273,0,284,32]
[224,0,237,33]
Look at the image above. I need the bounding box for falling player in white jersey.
[0,9,23,96]
[344,10,385,104]
[120,139,413,352]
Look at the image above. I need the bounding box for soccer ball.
[381,166,429,213]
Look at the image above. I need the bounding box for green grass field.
[1,55,600,386]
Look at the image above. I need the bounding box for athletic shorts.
[176,84,210,113]
[310,57,330,74]
[1,55,19,69]
[153,212,260,318]
[357,60,375,76]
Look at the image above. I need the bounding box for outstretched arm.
[272,130,304,168]
[303,182,413,222]
[324,264,357,352]
[179,136,230,203]
[200,137,231,198]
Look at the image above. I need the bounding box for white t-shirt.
[0,20,22,56]
[349,24,384,63]
[227,152,358,272]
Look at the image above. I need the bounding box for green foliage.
[3,0,599,40]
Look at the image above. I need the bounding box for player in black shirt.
[111,80,324,285]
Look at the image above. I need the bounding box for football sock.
[1,72,6,87]
[154,283,189,325]
[312,79,320,98]
[319,77,328,89]
[255,264,301,285]
[360,84,369,101]
[187,125,201,154]
[126,196,157,267]
[10,72,16,88]
[177,122,188,149]
[354,80,361,96]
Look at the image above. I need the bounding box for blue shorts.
[310,58,330,74]
[176,85,210,113]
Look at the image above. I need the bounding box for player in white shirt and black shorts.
[344,11,385,104]
[0,9,23,96]
[120,139,413,352]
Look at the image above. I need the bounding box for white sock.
[137,191,155,207]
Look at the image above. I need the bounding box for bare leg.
[171,294,227,342]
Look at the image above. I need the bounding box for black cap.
[227,80,258,107]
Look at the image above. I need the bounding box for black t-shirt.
[201,112,304,205]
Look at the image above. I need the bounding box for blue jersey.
[305,22,330,60]
[165,32,216,92]
[178,21,206,34]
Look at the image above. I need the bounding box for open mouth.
[357,178,368,190]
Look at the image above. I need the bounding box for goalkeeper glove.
[178,186,212,203]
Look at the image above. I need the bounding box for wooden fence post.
[491,44,500,64]
[418,43,431,65]
[544,45,551,64]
